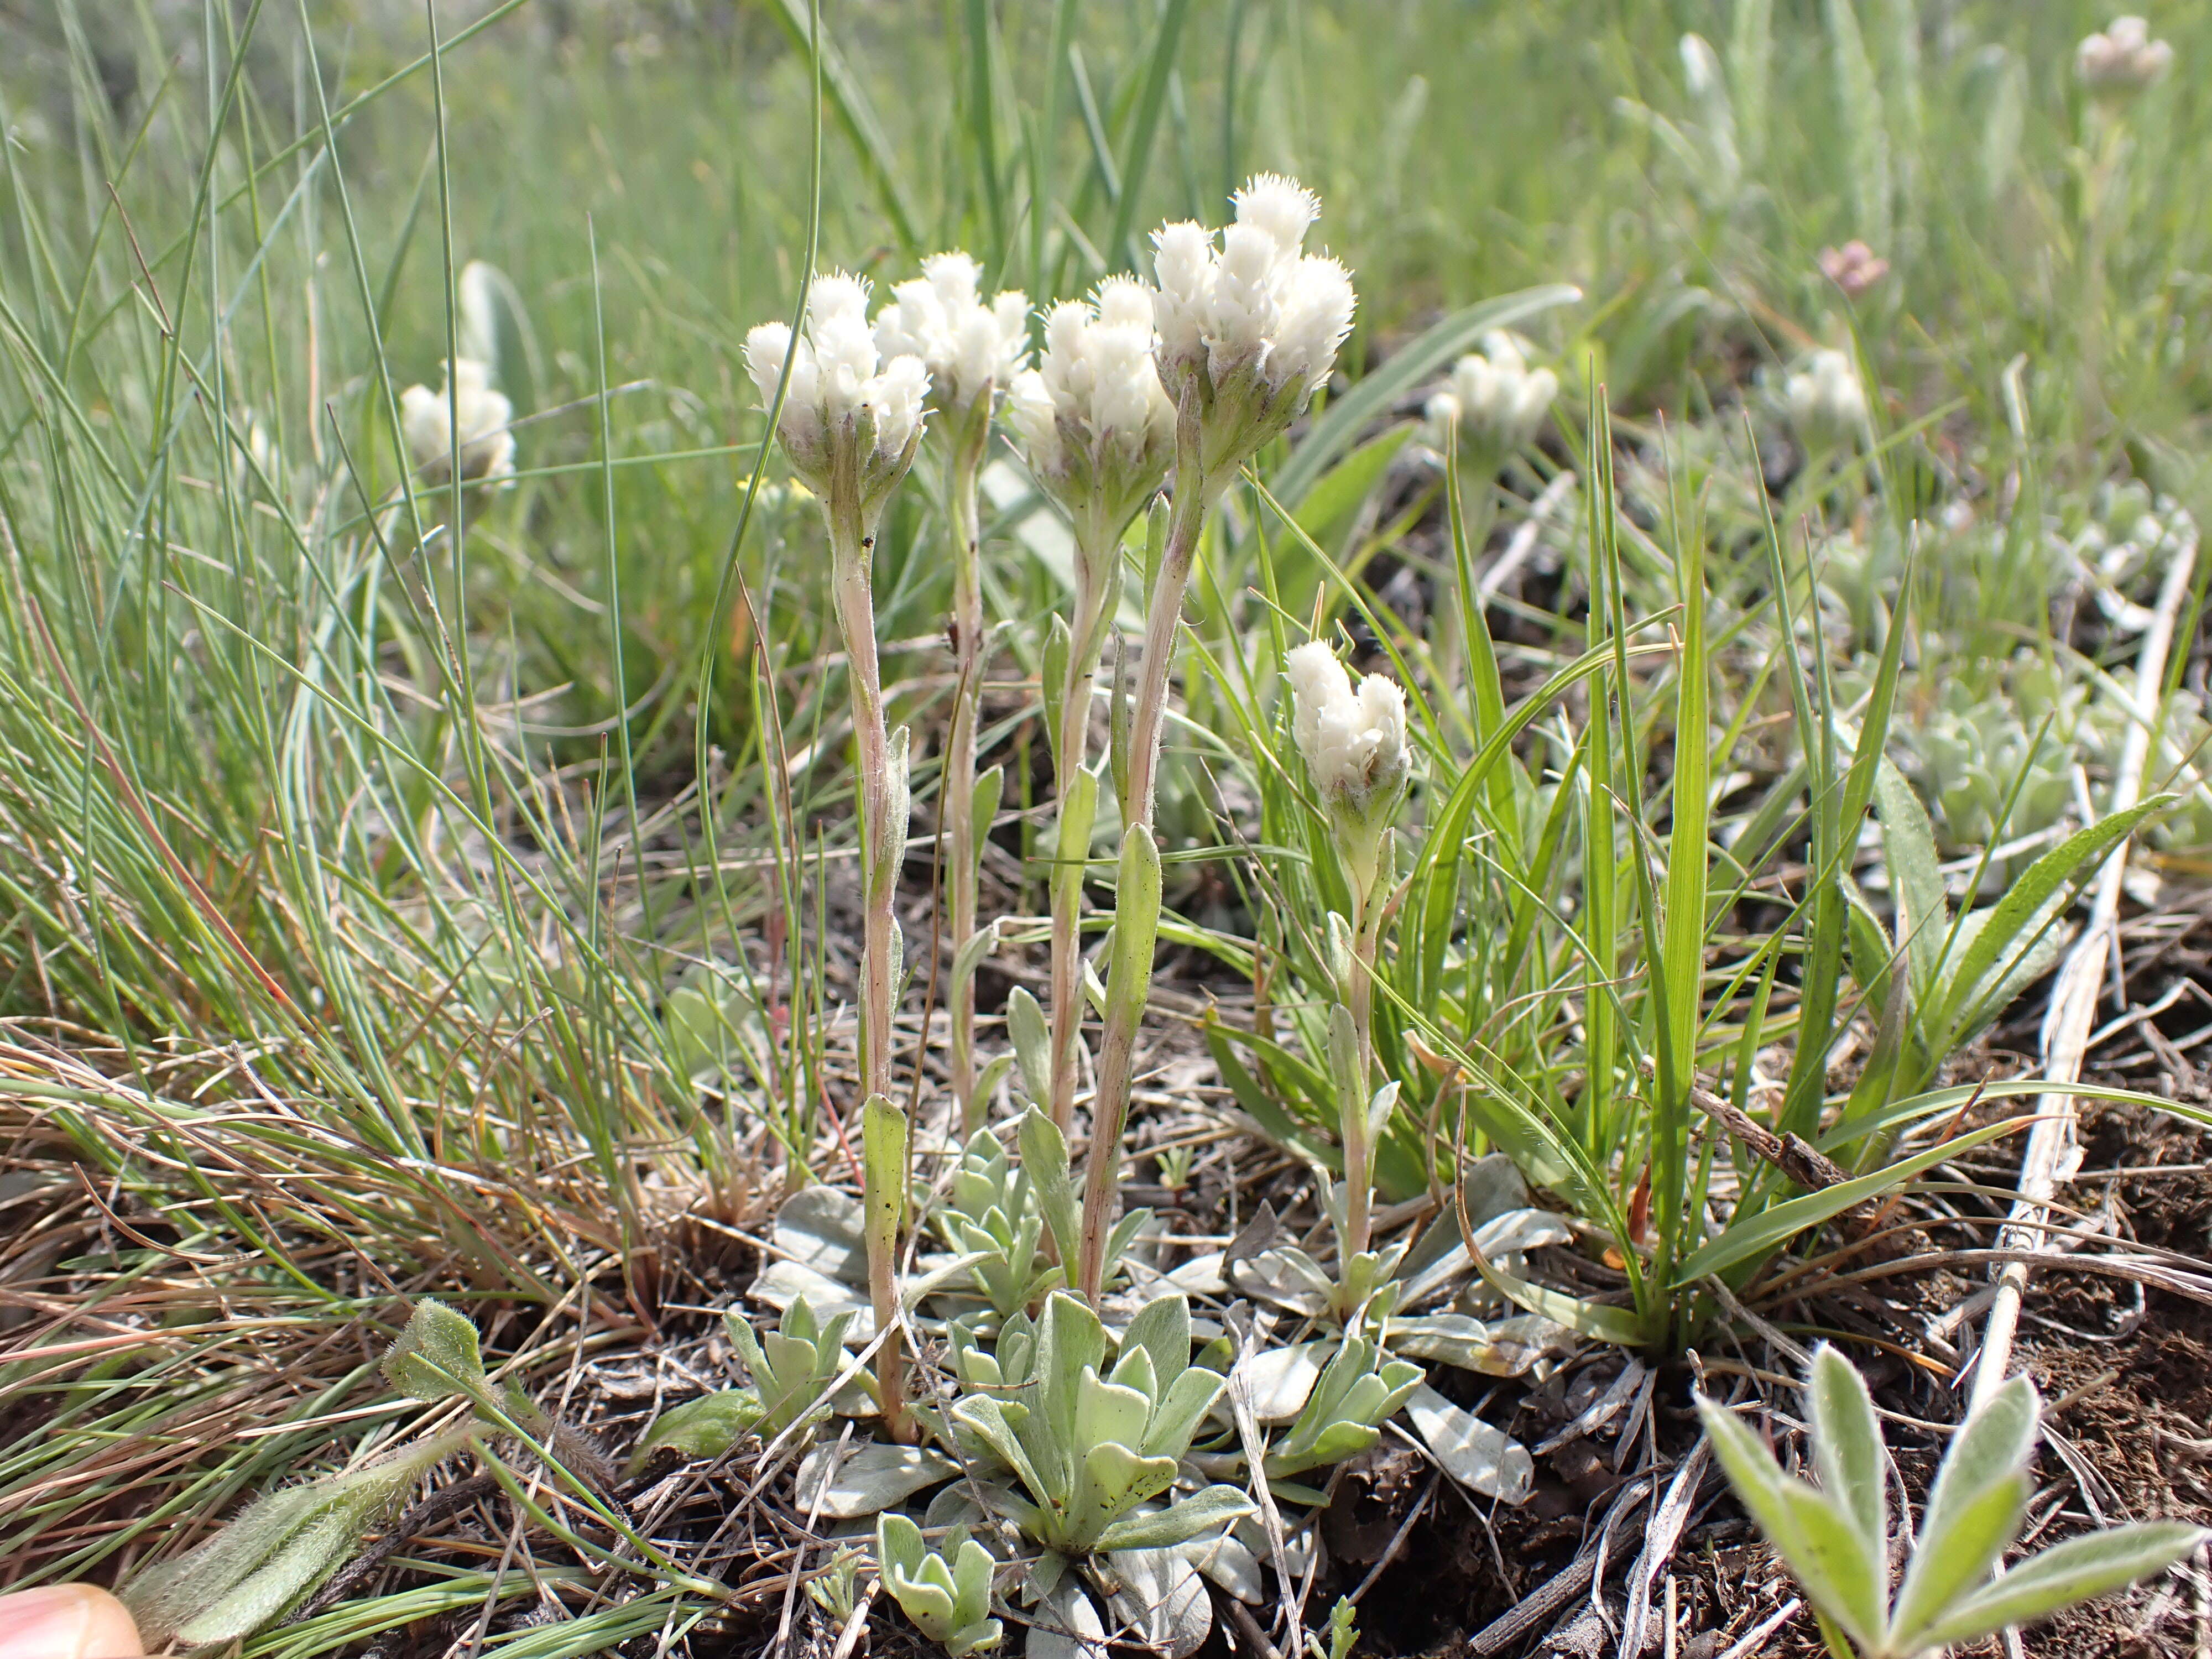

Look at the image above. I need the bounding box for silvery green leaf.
[1920,1373,2038,1552]
[1323,912,1354,989]
[1092,1485,1256,1553]
[1180,1526,1264,1603]
[1234,1340,1329,1424]
[1385,1312,1572,1376]
[1807,1346,1887,1572]
[1019,1105,1081,1268]
[1228,1245,1337,1317]
[1007,988,1052,1107]
[380,1298,489,1404]
[1026,1577,1105,1659]
[1104,827,1161,1028]
[1886,1464,2029,1646]
[1470,1208,1577,1258]
[1118,1292,1192,1397]
[624,1389,762,1476]
[1770,1480,1885,1652]
[1405,1384,1533,1503]
[796,1441,959,1519]
[974,1051,1018,1112]
[971,766,1004,882]
[1164,1253,1227,1295]
[751,1259,872,1334]
[1919,1523,2208,1650]
[771,1187,873,1277]
[1364,1078,1401,1143]
[1098,1545,1212,1659]
[1041,614,1072,771]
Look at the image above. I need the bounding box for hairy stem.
[1341,884,1381,1262]
[945,444,985,1132]
[827,510,898,1113]
[1047,554,1114,1134]
[1077,431,1215,1303]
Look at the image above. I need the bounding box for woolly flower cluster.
[872,252,1030,419]
[1152,174,1356,403]
[400,358,515,484]
[1004,276,1173,541]
[744,274,930,513]
[1785,348,1867,452]
[1286,642,1409,895]
[1426,332,1558,456]
[2077,15,2173,99]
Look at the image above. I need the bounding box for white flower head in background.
[1286,640,1410,900]
[400,358,515,485]
[872,252,1029,439]
[1151,173,1357,479]
[1783,347,1869,454]
[1425,331,1558,456]
[745,272,930,533]
[1004,275,1174,551]
[2077,15,2173,102]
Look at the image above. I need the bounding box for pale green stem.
[1047,554,1114,1135]
[1340,883,1383,1262]
[826,507,898,1113]
[1076,429,1218,1303]
[945,441,985,1132]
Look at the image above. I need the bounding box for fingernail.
[0,1584,141,1659]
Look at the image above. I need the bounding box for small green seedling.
[630,1293,857,1475]
[950,1290,1253,1557]
[876,1513,1002,1656]
[807,1545,865,1624]
[1264,1334,1424,1480]
[1699,1346,2206,1659]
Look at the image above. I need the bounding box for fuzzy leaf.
[1808,1346,1887,1572]
[1920,1524,2207,1649]
[380,1299,489,1404]
[1007,988,1052,1108]
[1093,1485,1257,1553]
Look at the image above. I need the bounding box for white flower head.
[2078,15,2173,99]
[1286,641,1410,896]
[1425,331,1558,455]
[1783,347,1869,452]
[400,357,515,484]
[1004,277,1173,554]
[872,251,1030,420]
[744,270,933,533]
[1147,173,1358,477]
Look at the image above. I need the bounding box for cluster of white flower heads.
[872,252,1031,418]
[400,358,515,484]
[1004,276,1173,533]
[1426,332,1558,455]
[2077,15,2173,98]
[744,273,931,502]
[1286,642,1409,816]
[1784,347,1869,452]
[1152,174,1357,399]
